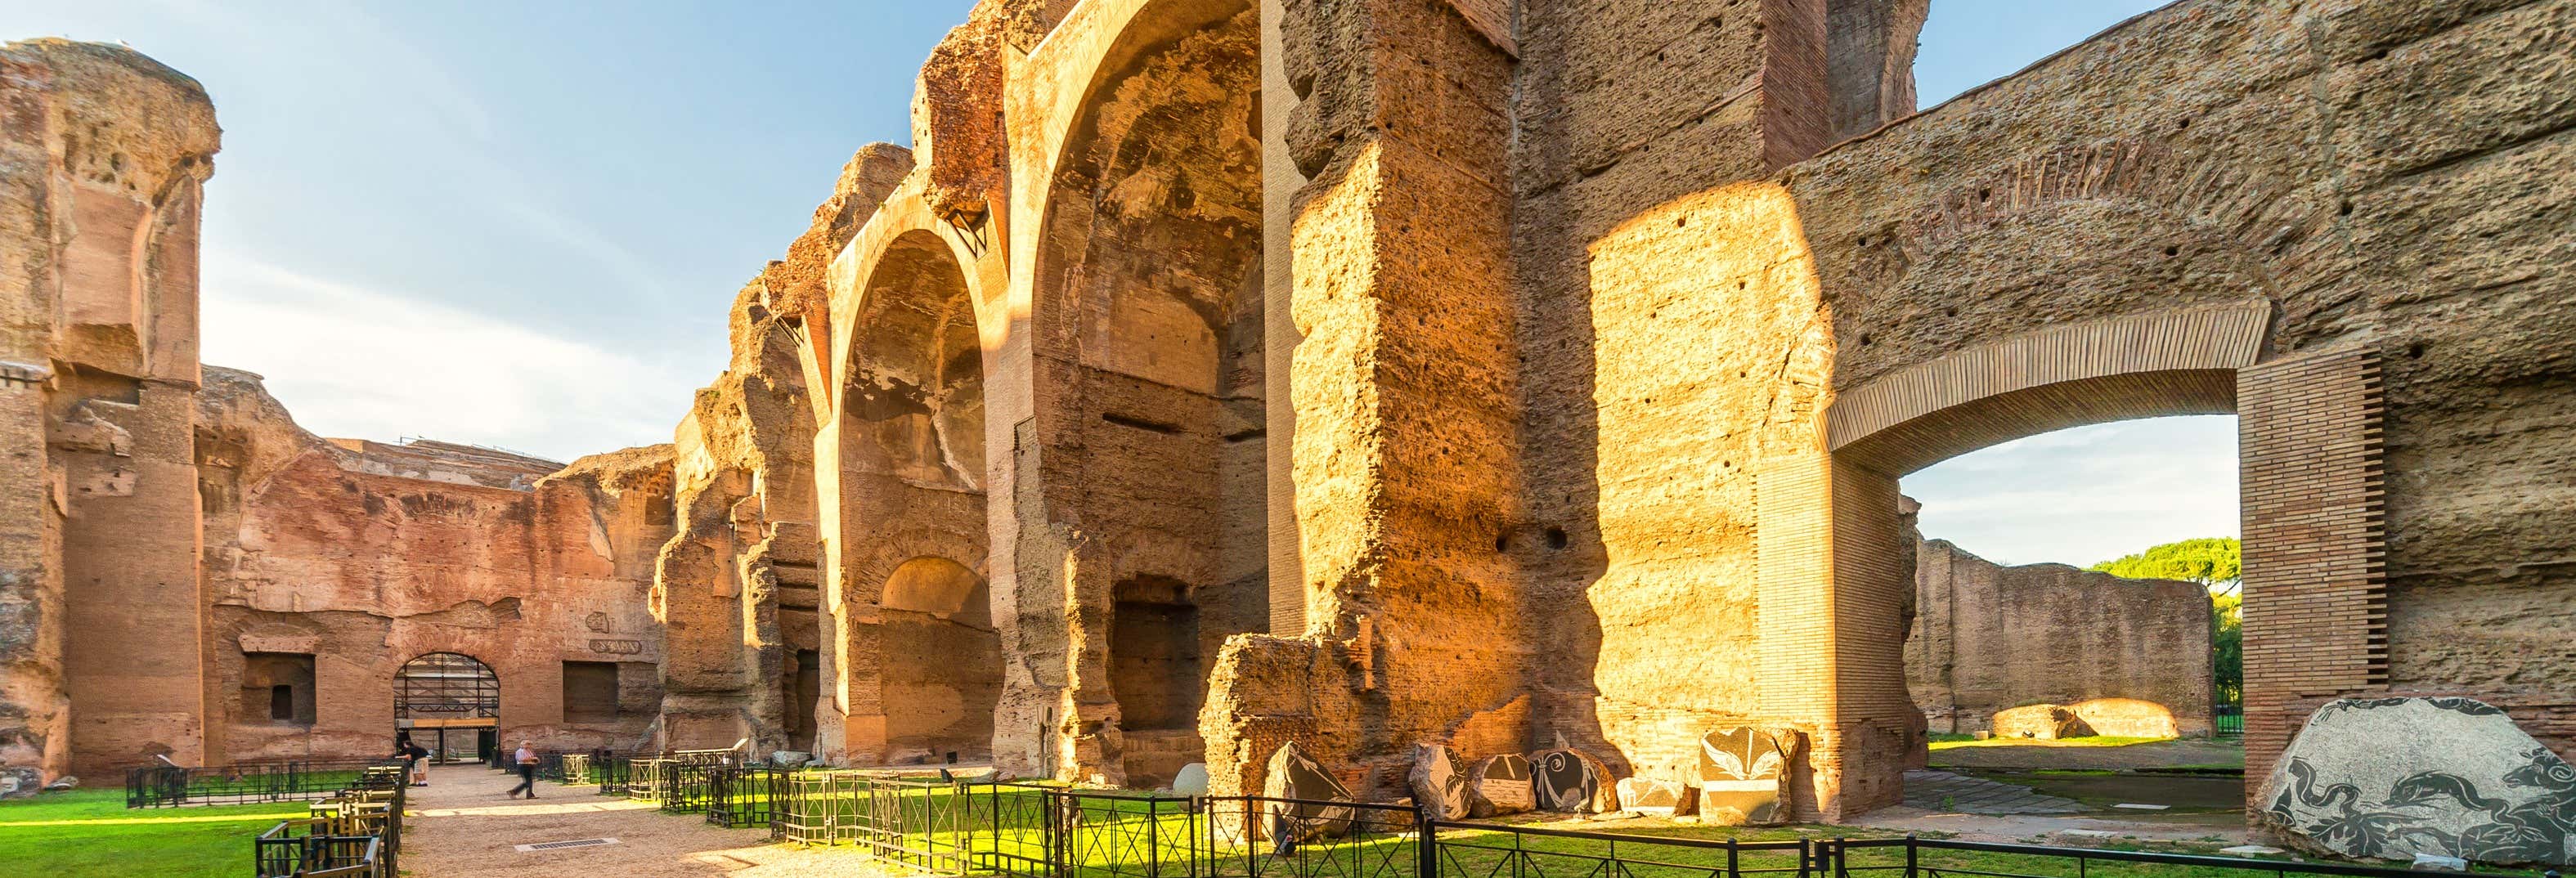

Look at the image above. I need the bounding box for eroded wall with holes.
[1779,0,2576,802]
[0,39,218,787]
[196,367,675,762]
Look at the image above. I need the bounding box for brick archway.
[1763,302,2388,818]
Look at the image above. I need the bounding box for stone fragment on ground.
[1533,747,1618,813]
[1470,753,1534,816]
[2255,696,2576,867]
[1262,742,1356,841]
[1173,762,1209,796]
[1700,727,1798,825]
[1409,742,1473,820]
[1616,776,1697,816]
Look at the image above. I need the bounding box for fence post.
[1416,801,1439,878]
[1726,838,1740,878]
[1045,788,1065,878]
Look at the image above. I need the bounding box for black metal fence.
[707,765,792,829]
[2215,704,2245,737]
[738,777,2557,878]
[762,777,1420,878]
[126,759,406,809]
[252,773,405,877]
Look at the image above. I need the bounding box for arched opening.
[1030,0,1267,786]
[394,652,500,764]
[841,227,994,764]
[1809,290,2390,824]
[1898,414,2243,819]
[879,556,1001,764]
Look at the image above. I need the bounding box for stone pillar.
[1259,0,1306,637]
[1203,0,1524,800]
[0,40,219,780]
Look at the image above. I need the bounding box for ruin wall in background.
[1906,538,2214,737]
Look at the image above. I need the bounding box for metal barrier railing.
[737,777,2560,878]
[707,765,791,829]
[252,773,405,877]
[127,759,406,809]
[599,754,635,795]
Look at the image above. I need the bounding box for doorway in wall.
[394,652,501,764]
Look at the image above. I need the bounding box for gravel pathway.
[403,764,889,876]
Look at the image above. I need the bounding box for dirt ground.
[402,764,891,876]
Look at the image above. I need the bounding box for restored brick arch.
[1775,302,2389,817]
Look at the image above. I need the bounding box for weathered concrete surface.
[1907,538,2213,737]
[0,38,218,788]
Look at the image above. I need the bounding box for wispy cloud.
[1904,416,2239,567]
[200,249,695,461]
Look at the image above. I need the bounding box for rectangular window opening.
[563,661,620,723]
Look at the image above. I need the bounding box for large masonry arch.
[821,226,996,764]
[1790,302,2388,816]
[1010,0,1267,786]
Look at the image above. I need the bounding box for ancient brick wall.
[1779,0,2576,803]
[0,39,218,787]
[1202,0,1527,803]
[1906,538,2215,737]
[1008,0,1273,786]
[654,280,826,755]
[196,370,674,762]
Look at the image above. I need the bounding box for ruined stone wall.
[839,223,994,765]
[1906,538,2214,737]
[1021,1,1271,786]
[1200,0,1525,801]
[197,368,673,761]
[1782,0,2576,793]
[1506,0,1886,809]
[654,278,825,755]
[0,38,218,788]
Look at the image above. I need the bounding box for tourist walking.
[507,741,540,799]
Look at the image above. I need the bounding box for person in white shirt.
[508,741,539,799]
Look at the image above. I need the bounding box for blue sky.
[14,0,2214,566]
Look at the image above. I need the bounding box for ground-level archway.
[877,556,1002,764]
[394,652,500,764]
[1777,302,2389,818]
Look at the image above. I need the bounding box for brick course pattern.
[2237,348,2388,787]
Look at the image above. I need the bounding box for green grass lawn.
[1929,735,2165,750]
[0,788,303,878]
